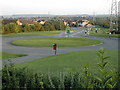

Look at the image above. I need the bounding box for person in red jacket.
[53,43,57,55]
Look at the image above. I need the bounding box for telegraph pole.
[93,12,96,25]
[110,0,118,32]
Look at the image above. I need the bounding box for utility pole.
[110,0,118,32]
[60,20,61,30]
[48,11,51,19]
[118,1,120,31]
[93,12,96,25]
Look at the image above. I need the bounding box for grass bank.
[89,26,120,38]
[16,49,118,73]
[0,52,27,60]
[12,37,102,47]
[2,49,119,89]
[90,34,120,38]
[1,31,63,37]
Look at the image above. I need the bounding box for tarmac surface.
[1,28,119,65]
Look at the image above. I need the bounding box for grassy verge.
[90,34,120,38]
[11,37,102,47]
[16,49,118,73]
[0,52,27,60]
[1,31,63,37]
[89,26,120,38]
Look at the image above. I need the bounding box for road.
[1,28,119,65]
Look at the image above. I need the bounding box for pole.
[110,0,118,31]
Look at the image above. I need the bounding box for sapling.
[80,64,95,88]
[95,48,116,88]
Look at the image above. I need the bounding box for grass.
[16,49,118,73]
[0,52,27,60]
[89,26,120,38]
[11,37,102,47]
[90,34,120,38]
[1,31,63,37]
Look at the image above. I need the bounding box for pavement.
[1,28,119,65]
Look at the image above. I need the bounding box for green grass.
[90,34,120,38]
[12,37,102,47]
[0,52,27,60]
[16,50,118,73]
[89,26,120,38]
[1,31,63,37]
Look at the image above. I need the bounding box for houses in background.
[2,16,93,28]
[64,20,92,27]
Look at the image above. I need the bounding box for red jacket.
[53,45,56,50]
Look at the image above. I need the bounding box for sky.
[0,0,119,15]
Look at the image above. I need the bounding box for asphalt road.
[1,28,119,65]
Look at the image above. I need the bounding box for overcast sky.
[0,0,119,15]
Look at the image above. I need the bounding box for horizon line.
[0,13,110,16]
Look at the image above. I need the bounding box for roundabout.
[2,28,119,65]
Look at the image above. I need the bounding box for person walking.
[109,29,112,38]
[85,30,87,35]
[95,28,98,33]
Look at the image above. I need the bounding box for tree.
[41,26,45,31]
[2,23,20,33]
[34,23,42,31]
[24,25,31,32]
[44,22,52,31]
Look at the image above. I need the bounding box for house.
[87,24,92,27]
[39,20,46,25]
[17,19,35,25]
[77,20,83,27]
[16,19,22,25]
[71,21,77,27]
[37,20,46,25]
[82,20,90,27]
[64,21,67,26]
[72,22,77,25]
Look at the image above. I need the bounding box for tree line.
[90,16,120,31]
[2,21,66,34]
